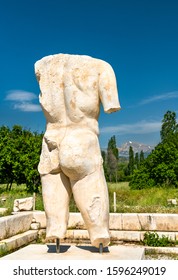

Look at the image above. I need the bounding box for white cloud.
[14,103,41,112]
[5,90,41,112]
[6,90,38,101]
[139,91,178,105]
[100,120,161,135]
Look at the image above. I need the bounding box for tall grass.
[0,184,43,215]
[108,182,178,213]
[1,182,178,216]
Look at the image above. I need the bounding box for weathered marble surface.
[13,197,33,212]
[0,213,33,240]
[35,54,120,248]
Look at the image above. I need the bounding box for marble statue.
[35,54,121,250]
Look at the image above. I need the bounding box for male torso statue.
[35,54,121,248]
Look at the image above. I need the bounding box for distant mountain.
[118,141,155,157]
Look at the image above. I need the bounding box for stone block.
[30,222,40,230]
[73,230,89,240]
[167,199,177,205]
[13,197,33,212]
[122,213,141,231]
[30,212,178,233]
[157,231,176,241]
[32,211,46,228]
[0,213,33,240]
[175,232,178,241]
[137,214,156,231]
[109,213,122,230]
[110,230,141,242]
[0,230,38,252]
[65,230,74,239]
[119,213,178,232]
[0,218,7,241]
[68,213,86,229]
[152,214,178,231]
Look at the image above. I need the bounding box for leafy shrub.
[143,231,175,247]
[129,167,155,189]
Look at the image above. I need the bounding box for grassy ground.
[0,183,79,215]
[0,184,44,216]
[108,182,178,213]
[1,182,178,216]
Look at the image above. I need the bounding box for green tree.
[130,111,178,189]
[22,131,42,192]
[101,150,109,181]
[128,146,134,175]
[107,135,119,182]
[107,136,119,160]
[160,110,178,142]
[140,150,145,164]
[0,126,14,189]
[129,165,155,189]
[0,125,43,192]
[147,142,178,187]
[134,152,139,169]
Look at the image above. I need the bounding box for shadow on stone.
[76,245,109,253]
[47,244,71,253]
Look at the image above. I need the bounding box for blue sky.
[0,0,178,148]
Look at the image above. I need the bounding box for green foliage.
[117,163,129,182]
[108,183,178,213]
[134,152,139,169]
[107,136,118,160]
[123,148,145,180]
[0,245,8,257]
[128,146,134,175]
[140,150,145,164]
[0,184,44,215]
[0,125,43,192]
[130,110,178,189]
[143,232,175,247]
[130,141,178,189]
[160,110,178,143]
[129,167,155,189]
[102,136,147,183]
[106,135,119,182]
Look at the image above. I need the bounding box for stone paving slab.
[1,244,145,260]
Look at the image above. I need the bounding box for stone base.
[1,244,145,260]
[0,230,38,254]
